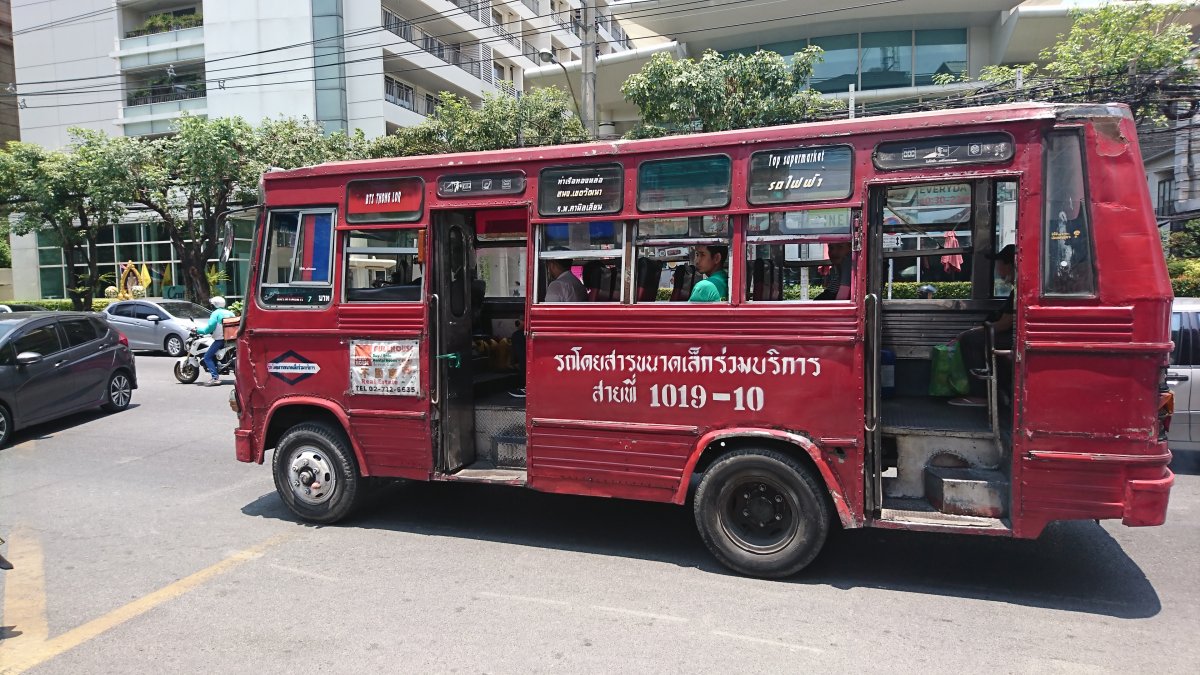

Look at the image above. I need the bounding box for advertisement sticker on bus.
[747,145,854,205]
[873,133,1014,170]
[438,171,526,198]
[350,340,421,396]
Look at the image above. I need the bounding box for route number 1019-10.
[648,384,765,412]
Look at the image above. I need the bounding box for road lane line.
[711,630,823,654]
[592,606,688,623]
[0,532,292,675]
[0,528,49,650]
[268,563,339,583]
[478,591,569,606]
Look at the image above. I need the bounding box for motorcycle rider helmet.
[210,296,226,309]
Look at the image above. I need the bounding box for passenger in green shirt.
[689,244,729,303]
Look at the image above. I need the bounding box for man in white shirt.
[545,258,588,302]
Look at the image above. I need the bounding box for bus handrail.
[429,293,440,406]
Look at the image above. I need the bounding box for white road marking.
[478,591,570,606]
[712,630,823,654]
[592,606,688,623]
[268,563,340,583]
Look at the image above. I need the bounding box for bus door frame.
[430,209,477,473]
[863,186,886,515]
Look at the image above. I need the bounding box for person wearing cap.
[196,296,235,386]
[955,244,1015,401]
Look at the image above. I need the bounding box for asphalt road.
[0,353,1198,673]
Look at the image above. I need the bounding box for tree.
[366,86,586,158]
[0,132,126,309]
[620,48,843,137]
[112,115,355,304]
[970,2,1197,122]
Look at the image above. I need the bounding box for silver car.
[104,299,211,357]
[0,311,137,447]
[1167,297,1200,450]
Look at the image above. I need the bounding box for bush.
[5,299,113,311]
[1172,276,1200,297]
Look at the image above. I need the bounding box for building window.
[385,76,415,110]
[1158,176,1177,217]
[915,29,968,86]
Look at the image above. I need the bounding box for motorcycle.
[174,329,236,384]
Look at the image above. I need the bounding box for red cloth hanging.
[941,231,963,273]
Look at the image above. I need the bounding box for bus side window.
[634,216,731,303]
[746,209,853,302]
[260,210,335,307]
[536,221,623,303]
[1042,130,1096,296]
[343,228,423,302]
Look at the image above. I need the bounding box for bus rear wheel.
[272,422,360,524]
[694,448,830,578]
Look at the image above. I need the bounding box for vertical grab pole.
[429,293,441,406]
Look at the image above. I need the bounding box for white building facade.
[9,0,636,299]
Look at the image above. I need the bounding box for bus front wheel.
[272,422,360,524]
[694,448,830,578]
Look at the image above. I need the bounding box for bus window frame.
[636,153,734,213]
[631,215,734,305]
[340,227,425,304]
[1040,126,1098,298]
[744,207,856,304]
[258,207,338,310]
[533,217,628,305]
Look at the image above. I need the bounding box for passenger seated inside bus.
[814,242,852,301]
[689,245,729,302]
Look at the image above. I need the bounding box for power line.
[8,0,912,108]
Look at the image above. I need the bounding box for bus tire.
[272,422,360,524]
[693,448,830,578]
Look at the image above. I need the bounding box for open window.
[746,208,854,302]
[881,183,974,296]
[633,216,731,303]
[343,228,424,302]
[535,221,623,303]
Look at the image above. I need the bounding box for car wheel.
[174,361,200,384]
[0,405,12,448]
[272,422,361,524]
[102,369,134,412]
[693,448,830,579]
[164,334,186,357]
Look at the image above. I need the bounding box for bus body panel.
[234,103,1174,546]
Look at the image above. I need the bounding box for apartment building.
[0,0,16,145]
[8,0,636,299]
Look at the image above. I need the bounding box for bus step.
[924,466,1008,518]
[444,466,528,486]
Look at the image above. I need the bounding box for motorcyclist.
[196,296,235,386]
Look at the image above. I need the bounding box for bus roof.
[263,102,1131,184]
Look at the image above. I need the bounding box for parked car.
[0,311,137,447]
[1167,297,1200,450]
[104,299,211,357]
[0,304,46,313]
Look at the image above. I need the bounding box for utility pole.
[580,1,598,139]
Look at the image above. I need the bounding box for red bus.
[229,102,1174,578]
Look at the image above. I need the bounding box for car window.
[131,304,157,320]
[158,302,211,320]
[0,343,13,365]
[110,304,134,318]
[61,318,98,347]
[1170,311,1198,366]
[13,324,63,357]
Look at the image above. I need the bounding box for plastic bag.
[929,342,970,397]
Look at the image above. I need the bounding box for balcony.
[114,25,204,71]
[126,85,206,108]
[382,8,494,86]
[492,22,520,49]
[124,13,203,39]
[521,0,539,13]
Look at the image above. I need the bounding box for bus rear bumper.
[1122,470,1174,526]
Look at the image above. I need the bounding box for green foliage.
[365,87,586,158]
[620,49,843,136]
[229,300,243,316]
[0,234,10,268]
[1167,220,1200,258]
[3,299,112,311]
[253,117,369,170]
[133,12,203,36]
[976,2,1196,121]
[1172,276,1200,297]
